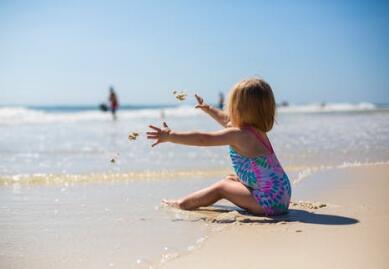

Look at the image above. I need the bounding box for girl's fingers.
[151,141,160,147]
[195,104,206,110]
[149,125,161,131]
[146,131,158,135]
[195,94,203,104]
[147,135,158,139]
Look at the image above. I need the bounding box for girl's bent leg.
[216,176,264,215]
[164,175,264,215]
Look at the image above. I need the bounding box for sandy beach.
[1,109,389,269]
[160,163,389,269]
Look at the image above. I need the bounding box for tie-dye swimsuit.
[229,126,291,216]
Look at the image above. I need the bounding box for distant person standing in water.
[218,92,224,109]
[109,86,119,120]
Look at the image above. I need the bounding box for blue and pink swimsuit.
[229,126,291,216]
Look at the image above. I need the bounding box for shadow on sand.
[273,209,359,225]
[190,205,359,225]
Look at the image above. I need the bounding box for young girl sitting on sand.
[147,78,291,216]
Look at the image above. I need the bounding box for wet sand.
[160,164,389,269]
[1,164,388,269]
[0,178,215,269]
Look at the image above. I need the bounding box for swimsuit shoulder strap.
[246,126,274,154]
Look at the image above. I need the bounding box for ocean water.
[1,103,388,177]
[1,103,389,268]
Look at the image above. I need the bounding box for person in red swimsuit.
[109,86,119,120]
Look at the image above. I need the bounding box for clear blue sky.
[0,0,388,105]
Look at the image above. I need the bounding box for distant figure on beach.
[218,92,224,109]
[109,87,119,120]
[279,101,289,107]
[147,78,291,216]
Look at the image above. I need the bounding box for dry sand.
[160,164,389,269]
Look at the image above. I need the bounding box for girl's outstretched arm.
[195,94,230,128]
[147,122,240,147]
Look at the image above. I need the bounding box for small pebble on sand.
[290,200,327,210]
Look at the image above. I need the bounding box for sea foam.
[0,105,201,125]
[0,102,379,125]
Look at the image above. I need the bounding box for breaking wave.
[0,102,381,125]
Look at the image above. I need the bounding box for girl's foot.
[161,199,182,209]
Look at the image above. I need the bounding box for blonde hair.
[227,78,276,132]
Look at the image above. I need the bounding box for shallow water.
[0,177,220,269]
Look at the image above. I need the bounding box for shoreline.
[1,163,388,268]
[159,163,389,269]
[2,160,388,186]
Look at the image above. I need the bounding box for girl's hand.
[195,94,210,112]
[147,122,171,147]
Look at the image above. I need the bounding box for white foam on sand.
[293,160,389,185]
